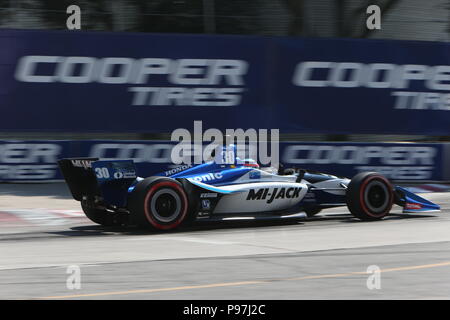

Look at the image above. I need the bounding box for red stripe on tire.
[143,181,188,230]
[359,175,393,218]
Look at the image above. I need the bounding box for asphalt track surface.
[0,183,450,300]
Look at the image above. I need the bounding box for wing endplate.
[395,186,441,213]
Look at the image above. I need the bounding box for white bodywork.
[187,167,349,215]
[213,181,309,214]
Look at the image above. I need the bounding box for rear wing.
[58,158,100,201]
[58,158,137,207]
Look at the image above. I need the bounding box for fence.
[0,140,446,182]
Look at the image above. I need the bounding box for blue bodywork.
[159,162,252,185]
[396,186,440,213]
[88,145,441,215]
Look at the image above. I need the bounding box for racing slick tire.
[81,199,117,226]
[346,172,394,221]
[128,177,191,230]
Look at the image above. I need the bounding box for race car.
[58,145,440,231]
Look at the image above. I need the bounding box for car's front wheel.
[346,172,394,221]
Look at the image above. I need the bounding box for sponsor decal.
[15,56,248,107]
[89,143,173,163]
[0,165,57,180]
[113,167,136,179]
[355,166,432,180]
[283,144,438,180]
[201,200,211,210]
[71,159,93,169]
[112,170,136,179]
[246,187,302,204]
[164,164,193,176]
[283,145,436,165]
[191,172,223,182]
[292,62,450,111]
[200,193,218,198]
[197,211,210,218]
[0,143,62,180]
[405,203,423,210]
[111,162,136,179]
[0,143,61,163]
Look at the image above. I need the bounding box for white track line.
[5,209,74,226]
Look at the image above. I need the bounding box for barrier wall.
[0,140,445,182]
[0,30,449,134]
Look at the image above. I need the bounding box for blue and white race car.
[58,145,440,230]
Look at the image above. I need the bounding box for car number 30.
[95,167,110,179]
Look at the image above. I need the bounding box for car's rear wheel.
[346,172,394,221]
[128,177,190,230]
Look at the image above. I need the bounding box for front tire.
[128,177,190,230]
[346,172,394,221]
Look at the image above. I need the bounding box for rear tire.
[128,177,190,230]
[346,172,394,221]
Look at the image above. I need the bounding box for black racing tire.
[346,172,394,221]
[304,207,322,217]
[81,200,116,226]
[127,177,190,230]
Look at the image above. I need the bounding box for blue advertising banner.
[0,30,268,132]
[0,30,449,134]
[0,140,445,182]
[0,141,72,181]
[280,142,444,181]
[272,38,450,134]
